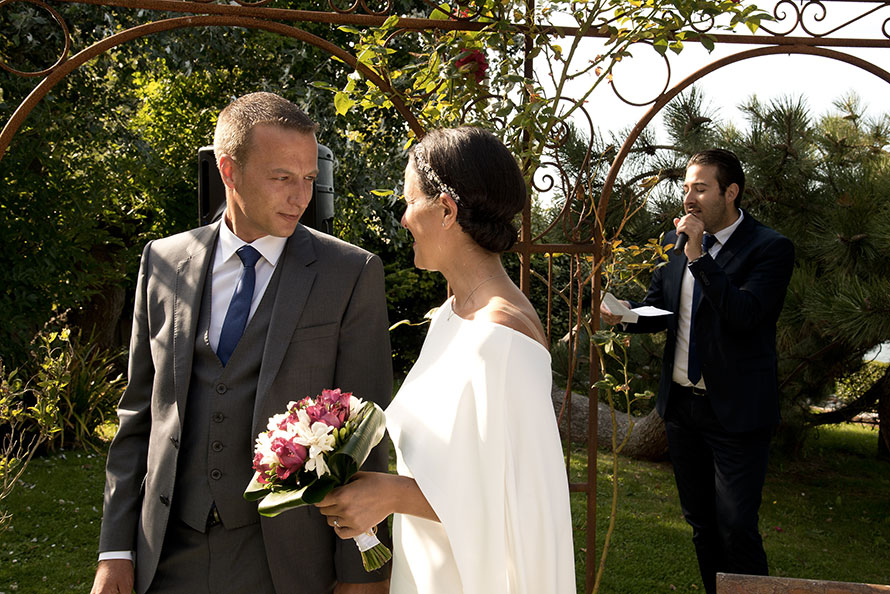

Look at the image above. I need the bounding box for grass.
[1,424,888,593]
[570,422,890,593]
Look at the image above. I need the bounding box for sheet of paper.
[632,305,673,318]
[601,292,638,323]
[602,292,672,323]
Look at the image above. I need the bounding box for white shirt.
[672,210,744,388]
[99,218,288,564]
[208,218,287,351]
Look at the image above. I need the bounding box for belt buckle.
[691,386,707,397]
[207,505,222,528]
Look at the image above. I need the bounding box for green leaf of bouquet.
[256,484,315,517]
[326,402,386,483]
[243,472,268,501]
[299,477,339,505]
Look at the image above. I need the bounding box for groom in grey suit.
[91,92,392,594]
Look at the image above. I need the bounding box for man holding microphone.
[601,149,794,593]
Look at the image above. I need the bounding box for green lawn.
[2,424,888,593]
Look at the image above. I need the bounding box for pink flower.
[304,402,327,423]
[271,437,308,480]
[253,452,273,484]
[319,388,351,408]
[455,49,488,83]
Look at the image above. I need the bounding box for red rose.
[455,49,488,83]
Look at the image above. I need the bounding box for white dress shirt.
[208,219,287,352]
[99,218,288,564]
[671,210,744,389]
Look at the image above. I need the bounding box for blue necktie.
[217,245,262,366]
[687,234,718,385]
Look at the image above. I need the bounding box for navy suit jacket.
[624,211,794,433]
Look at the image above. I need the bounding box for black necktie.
[217,245,261,366]
[687,234,718,385]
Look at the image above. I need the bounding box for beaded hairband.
[412,146,462,204]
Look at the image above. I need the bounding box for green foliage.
[28,328,125,453]
[0,359,61,533]
[835,361,887,406]
[331,0,771,174]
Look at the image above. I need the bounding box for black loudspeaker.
[198,144,335,234]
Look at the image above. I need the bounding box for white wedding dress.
[386,298,576,594]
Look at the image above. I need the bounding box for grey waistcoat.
[172,257,283,532]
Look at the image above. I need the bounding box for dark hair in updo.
[410,126,527,253]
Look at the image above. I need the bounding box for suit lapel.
[255,226,318,409]
[714,211,756,270]
[173,223,218,423]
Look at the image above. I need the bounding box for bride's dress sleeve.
[399,328,576,594]
[501,335,576,594]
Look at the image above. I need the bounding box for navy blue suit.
[624,210,794,592]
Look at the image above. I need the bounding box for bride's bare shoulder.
[476,297,548,347]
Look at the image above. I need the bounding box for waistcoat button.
[212,441,224,452]
[210,469,222,480]
[215,383,227,394]
[212,412,225,423]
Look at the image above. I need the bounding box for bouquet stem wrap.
[354,529,393,571]
[244,391,392,572]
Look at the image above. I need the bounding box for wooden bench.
[718,573,890,593]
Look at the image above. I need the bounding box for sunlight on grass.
[0,423,887,593]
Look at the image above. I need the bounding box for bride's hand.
[315,471,396,539]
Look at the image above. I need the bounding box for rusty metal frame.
[3,1,890,591]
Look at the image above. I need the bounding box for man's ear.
[218,155,239,190]
[725,182,739,205]
[440,192,459,228]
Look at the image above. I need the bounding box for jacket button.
[210,469,222,480]
[215,383,227,394]
[169,436,179,449]
[159,495,170,506]
[212,412,225,423]
[211,441,224,452]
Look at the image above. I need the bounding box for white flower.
[254,431,278,466]
[348,396,365,421]
[266,411,290,432]
[292,409,336,478]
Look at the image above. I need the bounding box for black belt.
[673,382,707,397]
[207,504,222,528]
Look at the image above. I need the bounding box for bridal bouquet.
[244,388,392,571]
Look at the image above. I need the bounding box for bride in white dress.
[316,127,575,594]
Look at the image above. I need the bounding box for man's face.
[221,124,319,243]
[682,163,738,234]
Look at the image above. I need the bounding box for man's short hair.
[214,92,318,165]
[688,148,745,209]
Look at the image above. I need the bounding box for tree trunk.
[67,283,126,351]
[551,386,669,461]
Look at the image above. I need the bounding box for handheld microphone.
[673,231,688,254]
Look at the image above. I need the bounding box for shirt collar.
[218,215,288,267]
[709,208,744,247]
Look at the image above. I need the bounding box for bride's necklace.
[449,274,508,320]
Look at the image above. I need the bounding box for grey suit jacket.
[98,221,393,593]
